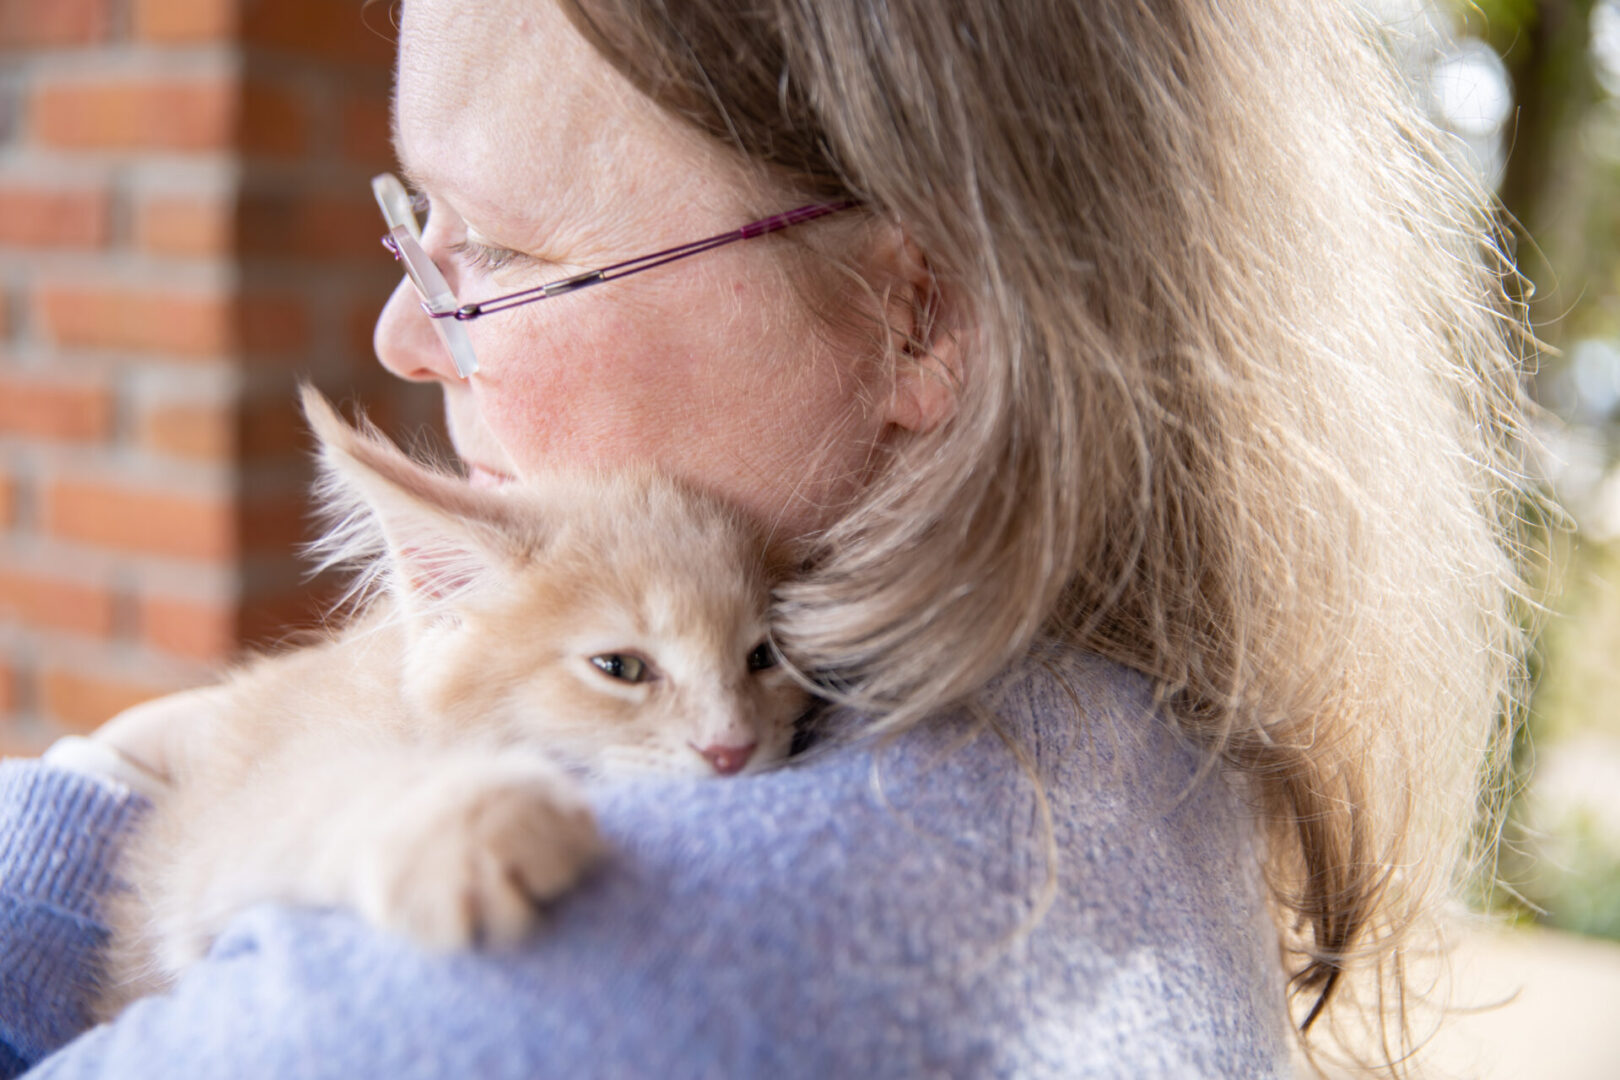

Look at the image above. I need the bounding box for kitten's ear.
[300,385,526,609]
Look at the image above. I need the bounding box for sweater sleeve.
[0,761,149,1078]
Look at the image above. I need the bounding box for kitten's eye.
[590,654,649,683]
[747,641,778,673]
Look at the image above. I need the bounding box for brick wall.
[0,0,437,752]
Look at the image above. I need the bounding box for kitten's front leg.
[343,752,603,950]
[177,748,603,959]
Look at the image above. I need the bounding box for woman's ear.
[872,226,964,435]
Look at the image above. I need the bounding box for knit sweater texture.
[0,652,1293,1078]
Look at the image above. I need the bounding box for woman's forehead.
[393,0,699,243]
[396,4,610,188]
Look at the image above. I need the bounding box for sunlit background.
[1385,0,1620,944]
[1356,1,1620,1074]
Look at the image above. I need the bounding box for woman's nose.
[374,277,462,383]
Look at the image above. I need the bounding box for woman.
[0,0,1529,1075]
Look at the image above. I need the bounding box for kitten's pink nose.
[697,741,756,776]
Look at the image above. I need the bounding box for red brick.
[139,399,236,461]
[132,0,236,42]
[0,567,116,636]
[301,194,394,260]
[241,395,306,459]
[36,284,235,357]
[40,667,174,735]
[137,593,238,661]
[44,477,236,560]
[240,583,335,644]
[32,77,237,152]
[240,492,311,555]
[239,191,384,261]
[135,194,235,258]
[0,0,108,48]
[346,295,386,361]
[237,293,310,355]
[244,0,395,66]
[34,285,308,359]
[0,185,108,249]
[0,373,113,442]
[340,93,394,168]
[240,82,306,158]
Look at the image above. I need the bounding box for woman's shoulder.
[52,651,1290,1080]
[782,646,1234,840]
[581,648,1244,922]
[567,648,1293,1076]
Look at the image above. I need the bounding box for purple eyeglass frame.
[374,170,857,378]
[393,201,857,320]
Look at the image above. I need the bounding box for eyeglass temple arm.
[440,200,858,320]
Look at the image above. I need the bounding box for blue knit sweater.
[0,653,1292,1078]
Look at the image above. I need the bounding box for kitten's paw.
[357,758,601,951]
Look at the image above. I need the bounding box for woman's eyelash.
[405,194,537,278]
[447,239,528,274]
[406,193,537,275]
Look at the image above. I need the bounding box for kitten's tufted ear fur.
[300,384,534,614]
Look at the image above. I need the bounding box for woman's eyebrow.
[388,117,434,195]
[395,159,434,196]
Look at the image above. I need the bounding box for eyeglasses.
[371,172,857,378]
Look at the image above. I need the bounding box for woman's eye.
[746,642,778,673]
[449,239,524,275]
[591,654,649,683]
[408,190,431,224]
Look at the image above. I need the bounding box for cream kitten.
[95,388,806,1018]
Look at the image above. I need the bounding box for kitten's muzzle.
[693,741,757,776]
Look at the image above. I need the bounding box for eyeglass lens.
[371,173,480,378]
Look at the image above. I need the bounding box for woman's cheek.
[468,339,667,473]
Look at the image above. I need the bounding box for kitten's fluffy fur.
[95,388,805,1018]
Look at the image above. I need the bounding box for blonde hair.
[561,0,1536,1069]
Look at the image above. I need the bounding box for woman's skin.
[94,0,955,780]
[378,0,942,543]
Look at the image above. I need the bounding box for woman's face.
[379,0,901,542]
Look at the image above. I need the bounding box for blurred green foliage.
[1499,536,1620,936]
[1458,0,1603,341]
[1535,810,1620,938]
[1465,0,1542,34]
[1534,539,1620,745]
[1439,0,1620,940]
